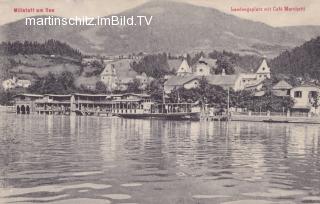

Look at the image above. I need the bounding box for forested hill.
[269,36,320,79]
[0,40,82,59]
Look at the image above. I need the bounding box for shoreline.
[3,111,320,125]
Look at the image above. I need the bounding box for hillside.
[269,36,320,80]
[0,0,309,57]
[281,25,320,41]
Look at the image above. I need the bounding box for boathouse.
[35,94,72,115]
[14,94,43,114]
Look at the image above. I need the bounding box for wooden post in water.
[227,87,230,120]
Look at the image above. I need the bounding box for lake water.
[0,113,320,204]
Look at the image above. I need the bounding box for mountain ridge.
[0,0,319,57]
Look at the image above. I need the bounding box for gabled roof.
[256,59,270,74]
[197,57,217,68]
[101,59,138,78]
[292,82,320,89]
[177,59,192,74]
[164,74,239,87]
[164,75,200,86]
[206,75,238,86]
[272,80,292,90]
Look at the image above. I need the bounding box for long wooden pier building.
[13,93,152,116]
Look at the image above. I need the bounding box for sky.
[0,0,319,27]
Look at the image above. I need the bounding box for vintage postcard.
[1,0,320,203]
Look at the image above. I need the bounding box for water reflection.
[0,114,320,204]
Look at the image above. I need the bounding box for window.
[287,90,290,95]
[199,69,203,72]
[262,67,265,71]
[310,91,318,98]
[294,91,302,98]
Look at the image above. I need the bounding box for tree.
[310,91,319,113]
[126,79,141,93]
[130,53,171,78]
[146,79,164,102]
[95,81,107,93]
[59,71,75,92]
[0,90,15,105]
[28,71,77,94]
[215,56,235,75]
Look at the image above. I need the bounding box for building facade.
[290,84,320,114]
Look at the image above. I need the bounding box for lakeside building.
[290,84,320,114]
[165,57,271,93]
[14,93,43,114]
[13,93,152,115]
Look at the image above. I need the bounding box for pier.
[13,93,153,116]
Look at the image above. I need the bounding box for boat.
[115,102,201,121]
[263,119,289,123]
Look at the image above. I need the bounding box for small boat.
[263,119,289,123]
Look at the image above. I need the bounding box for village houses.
[164,57,271,93]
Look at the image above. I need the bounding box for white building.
[100,59,151,91]
[2,77,31,90]
[100,63,119,91]
[16,80,31,88]
[256,59,271,79]
[290,84,320,114]
[194,57,217,76]
[2,78,16,90]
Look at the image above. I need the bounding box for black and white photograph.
[1,0,320,203]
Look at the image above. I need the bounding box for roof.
[198,57,217,68]
[164,75,200,86]
[254,91,265,97]
[14,93,43,98]
[177,59,192,74]
[74,93,109,97]
[240,73,257,79]
[291,83,320,89]
[110,93,150,98]
[206,75,238,86]
[256,59,270,74]
[164,74,239,87]
[272,80,292,90]
[101,59,138,79]
[44,94,72,97]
